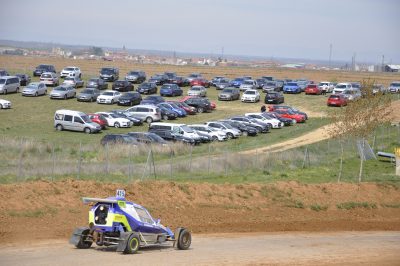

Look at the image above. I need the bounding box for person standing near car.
[261,105,266,113]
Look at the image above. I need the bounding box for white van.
[0,76,20,94]
[149,122,201,140]
[54,109,101,134]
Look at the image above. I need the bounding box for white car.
[60,66,81,78]
[189,124,227,141]
[239,80,257,91]
[0,98,11,109]
[187,86,207,97]
[62,76,84,88]
[97,90,121,104]
[95,112,132,128]
[205,121,241,139]
[245,113,284,129]
[318,81,334,93]
[241,89,260,103]
[22,82,47,96]
[40,72,59,86]
[389,81,400,93]
[333,83,352,94]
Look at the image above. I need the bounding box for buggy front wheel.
[124,233,140,254]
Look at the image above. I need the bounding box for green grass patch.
[336,202,377,210]
[310,204,328,212]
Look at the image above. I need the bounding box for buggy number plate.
[116,189,126,199]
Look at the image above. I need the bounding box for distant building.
[384,64,400,72]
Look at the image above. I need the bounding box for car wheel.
[16,87,20,93]
[84,127,91,134]
[163,115,169,120]
[197,107,204,113]
[114,122,120,128]
[123,233,140,254]
[75,228,93,249]
[64,95,67,100]
[44,90,47,95]
[0,104,2,109]
[56,124,63,131]
[3,89,7,95]
[177,229,192,250]
[226,132,234,139]
[212,136,218,141]
[146,117,153,123]
[242,131,248,137]
[110,100,114,104]
[35,92,38,97]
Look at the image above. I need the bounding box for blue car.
[229,77,245,88]
[157,102,186,117]
[283,82,301,94]
[160,84,183,97]
[70,189,191,254]
[140,95,165,105]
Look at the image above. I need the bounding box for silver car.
[125,105,162,123]
[187,86,207,97]
[77,88,100,102]
[40,72,59,86]
[62,76,84,88]
[22,82,47,96]
[50,85,76,100]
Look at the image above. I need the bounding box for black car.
[0,69,9,77]
[15,74,31,86]
[148,74,168,85]
[100,134,139,146]
[158,106,177,120]
[100,67,119,82]
[140,95,165,105]
[137,82,158,94]
[125,70,146,83]
[33,64,56,76]
[117,92,142,106]
[164,72,177,82]
[86,78,108,90]
[219,120,258,136]
[170,76,188,87]
[182,97,212,113]
[127,132,168,145]
[148,129,198,145]
[265,91,285,104]
[110,110,143,126]
[195,131,212,143]
[112,80,134,92]
[230,116,269,133]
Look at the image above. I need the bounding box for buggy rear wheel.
[75,229,92,249]
[124,233,140,254]
[177,229,191,250]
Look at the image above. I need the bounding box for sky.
[0,0,399,63]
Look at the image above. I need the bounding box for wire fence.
[0,125,399,184]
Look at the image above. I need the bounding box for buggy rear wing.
[82,197,119,205]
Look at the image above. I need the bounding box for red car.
[180,96,216,109]
[273,109,306,123]
[327,94,347,107]
[305,84,322,95]
[88,113,107,129]
[168,101,197,115]
[190,78,210,88]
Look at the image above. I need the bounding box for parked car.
[0,76,20,94]
[370,84,387,95]
[266,112,295,126]
[112,80,134,92]
[101,134,139,146]
[218,87,240,101]
[15,73,31,86]
[96,90,122,104]
[149,123,201,142]
[261,76,274,81]
[229,116,269,133]
[327,94,348,107]
[170,76,187,87]
[318,81,334,93]
[148,74,168,85]
[117,92,142,106]
[87,113,108,129]
[60,66,81,78]
[125,105,162,123]
[100,67,119,82]
[239,80,257,91]
[264,91,284,104]
[241,89,260,103]
[268,105,308,120]
[245,113,284,129]
[188,86,207,97]
[33,64,56,76]
[389,81,400,93]
[86,78,108,90]
[262,81,279,93]
[22,82,47,96]
[95,112,133,128]
[125,70,146,83]
[218,120,258,137]
[255,79,267,89]
[230,77,245,88]
[50,85,76,99]
[62,76,84,88]
[273,109,305,123]
[189,124,227,141]
[127,132,169,145]
[283,82,301,94]
[333,83,352,94]
[171,101,197,115]
[296,80,308,92]
[0,98,11,109]
[185,73,202,83]
[54,109,101,133]
[160,84,183,97]
[341,89,361,101]
[180,96,212,113]
[137,82,158,94]
[190,78,210,88]
[211,76,225,87]
[77,88,100,102]
[305,84,322,95]
[205,121,241,139]
[140,95,165,105]
[158,105,178,120]
[158,102,186,117]
[0,69,9,77]
[214,78,231,90]
[40,72,59,86]
[110,110,143,126]
[148,128,197,145]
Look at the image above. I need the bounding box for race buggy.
[69,189,191,254]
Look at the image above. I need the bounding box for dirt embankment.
[0,180,399,245]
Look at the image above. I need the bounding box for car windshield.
[26,84,38,89]
[81,115,91,123]
[245,90,256,95]
[65,68,75,71]
[81,89,93,94]
[169,103,179,108]
[101,69,114,74]
[102,92,114,96]
[330,95,340,99]
[287,82,297,86]
[124,93,135,97]
[181,125,194,133]
[336,84,347,89]
[0,79,7,84]
[308,85,317,88]
[55,87,66,91]
[221,123,233,129]
[266,82,276,86]
[89,79,98,83]
[42,74,52,78]
[161,85,172,89]
[191,87,201,91]
[234,78,244,82]
[222,89,233,93]
[64,77,74,81]
[147,133,166,142]
[140,83,151,88]
[390,83,400,87]
[129,71,139,75]
[243,81,253,85]
[319,82,328,86]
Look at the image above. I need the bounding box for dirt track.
[0,232,399,265]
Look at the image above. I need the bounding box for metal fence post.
[77,142,82,180]
[17,139,24,182]
[207,143,211,175]
[169,147,173,179]
[105,143,109,174]
[52,144,55,182]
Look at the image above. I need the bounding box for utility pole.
[381,55,385,72]
[329,43,332,69]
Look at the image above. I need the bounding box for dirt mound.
[0,180,399,245]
